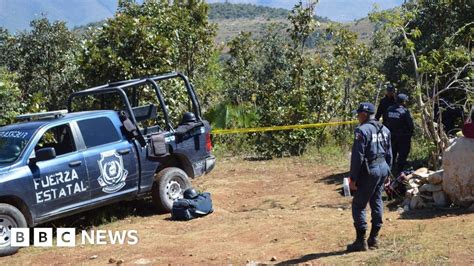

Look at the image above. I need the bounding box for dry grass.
[1,157,472,264]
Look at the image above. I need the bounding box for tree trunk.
[403,28,447,168]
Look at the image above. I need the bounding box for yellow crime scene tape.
[212,120,359,135]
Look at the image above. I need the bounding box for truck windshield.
[0,129,34,164]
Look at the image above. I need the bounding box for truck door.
[174,120,211,175]
[75,116,139,201]
[30,123,89,217]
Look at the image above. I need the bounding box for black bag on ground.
[171,191,213,221]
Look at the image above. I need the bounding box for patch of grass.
[212,134,257,158]
[301,129,352,168]
[303,144,350,168]
[213,127,354,168]
[212,125,435,172]
[365,232,426,264]
[362,216,472,264]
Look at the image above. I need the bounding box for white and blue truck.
[0,72,215,255]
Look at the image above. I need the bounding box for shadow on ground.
[399,206,473,220]
[244,156,273,161]
[317,203,351,210]
[40,198,160,230]
[317,171,349,185]
[386,198,404,211]
[276,250,347,264]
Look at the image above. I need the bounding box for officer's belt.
[367,156,386,165]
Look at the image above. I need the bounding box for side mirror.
[35,147,57,162]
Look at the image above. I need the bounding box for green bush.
[0,68,22,125]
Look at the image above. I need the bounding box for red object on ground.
[462,120,474,138]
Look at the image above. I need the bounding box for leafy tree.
[0,28,15,68]
[253,24,293,157]
[7,18,82,111]
[168,0,218,80]
[80,0,217,83]
[80,0,220,123]
[207,102,259,130]
[210,32,260,154]
[169,0,221,114]
[218,1,384,157]
[0,68,23,125]
[223,31,259,105]
[238,2,322,157]
[287,0,317,90]
[193,48,225,113]
[79,1,174,85]
[327,24,384,119]
[371,1,474,167]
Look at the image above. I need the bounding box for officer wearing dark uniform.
[348,102,392,252]
[383,94,414,172]
[434,99,464,135]
[375,84,396,121]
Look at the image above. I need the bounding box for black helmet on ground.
[183,188,199,199]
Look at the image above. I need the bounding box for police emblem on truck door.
[97,150,128,193]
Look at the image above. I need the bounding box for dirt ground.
[1,156,473,265]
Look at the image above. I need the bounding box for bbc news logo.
[11,228,139,247]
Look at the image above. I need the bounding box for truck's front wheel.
[0,203,27,257]
[152,167,192,213]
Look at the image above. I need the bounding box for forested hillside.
[1,0,473,162]
[209,2,289,19]
[209,2,330,22]
[72,3,365,46]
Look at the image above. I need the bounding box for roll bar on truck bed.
[67,72,203,131]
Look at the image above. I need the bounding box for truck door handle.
[69,161,82,167]
[118,149,130,155]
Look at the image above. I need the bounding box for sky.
[207,0,405,22]
[0,0,405,32]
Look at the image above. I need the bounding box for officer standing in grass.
[383,94,414,172]
[348,102,392,252]
[375,84,397,122]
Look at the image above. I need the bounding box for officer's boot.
[367,226,381,249]
[346,228,368,252]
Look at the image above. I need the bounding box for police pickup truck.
[0,72,215,255]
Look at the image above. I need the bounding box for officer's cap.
[386,83,395,92]
[354,102,375,114]
[397,93,409,102]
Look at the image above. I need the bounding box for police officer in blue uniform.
[375,84,396,121]
[383,94,414,172]
[348,102,392,252]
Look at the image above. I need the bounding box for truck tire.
[152,167,192,213]
[0,203,27,257]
